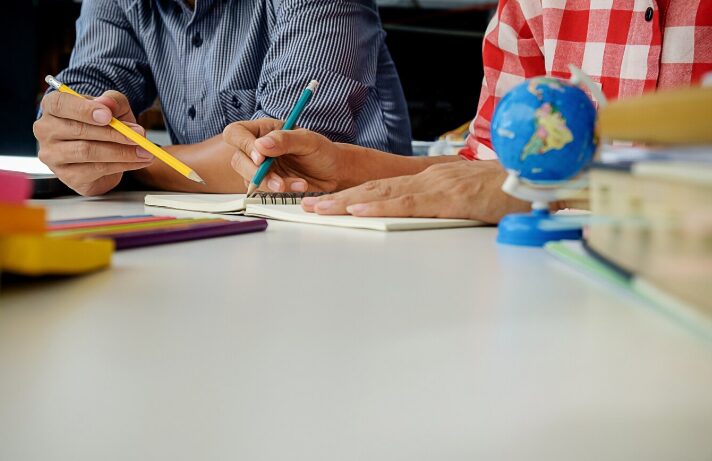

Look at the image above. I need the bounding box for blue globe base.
[497,209,582,247]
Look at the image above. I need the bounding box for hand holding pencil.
[224,80,329,195]
[243,80,318,197]
[34,76,204,196]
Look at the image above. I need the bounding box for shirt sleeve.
[460,0,546,160]
[53,0,157,115]
[253,0,386,144]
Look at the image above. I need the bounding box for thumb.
[253,128,325,158]
[93,91,136,123]
[283,177,309,193]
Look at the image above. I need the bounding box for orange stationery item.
[0,203,46,234]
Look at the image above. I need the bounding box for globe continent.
[491,77,597,182]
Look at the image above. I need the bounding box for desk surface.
[2,192,711,461]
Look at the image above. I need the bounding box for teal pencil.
[246,80,319,197]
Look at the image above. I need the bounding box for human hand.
[300,160,531,224]
[223,118,347,193]
[34,90,152,196]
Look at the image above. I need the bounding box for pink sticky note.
[0,170,32,204]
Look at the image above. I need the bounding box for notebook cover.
[144,192,326,214]
[145,194,248,213]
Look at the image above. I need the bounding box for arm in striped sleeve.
[53,0,157,115]
[253,0,385,145]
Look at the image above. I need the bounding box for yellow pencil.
[45,75,205,185]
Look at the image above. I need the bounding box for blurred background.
[0,0,496,157]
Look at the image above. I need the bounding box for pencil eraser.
[0,170,32,204]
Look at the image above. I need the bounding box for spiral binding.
[254,192,327,205]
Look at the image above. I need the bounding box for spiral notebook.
[144,193,483,231]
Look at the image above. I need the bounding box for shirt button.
[188,106,196,119]
[645,7,654,22]
[192,32,203,48]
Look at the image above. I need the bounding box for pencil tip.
[245,183,257,198]
[188,171,206,185]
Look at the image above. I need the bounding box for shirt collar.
[170,0,217,23]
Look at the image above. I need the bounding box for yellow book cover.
[597,86,712,145]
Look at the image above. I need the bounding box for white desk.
[2,192,712,461]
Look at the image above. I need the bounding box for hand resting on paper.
[301,161,530,223]
[223,118,531,223]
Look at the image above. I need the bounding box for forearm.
[336,144,462,189]
[132,134,247,193]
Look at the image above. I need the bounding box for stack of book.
[573,86,712,320]
[587,148,712,313]
[0,170,114,277]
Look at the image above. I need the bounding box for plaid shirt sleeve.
[461,0,712,161]
[461,0,545,160]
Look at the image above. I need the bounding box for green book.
[545,240,712,339]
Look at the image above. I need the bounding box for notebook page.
[244,204,483,231]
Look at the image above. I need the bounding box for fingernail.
[92,109,112,124]
[301,197,318,206]
[267,179,282,191]
[290,182,307,192]
[250,150,262,164]
[136,147,153,159]
[346,204,368,214]
[256,136,276,149]
[127,123,146,136]
[315,200,335,212]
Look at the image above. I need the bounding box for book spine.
[589,168,712,310]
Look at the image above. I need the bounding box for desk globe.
[491,76,597,246]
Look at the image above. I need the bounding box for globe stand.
[492,67,603,247]
[496,171,585,247]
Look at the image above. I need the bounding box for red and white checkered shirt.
[462,0,712,160]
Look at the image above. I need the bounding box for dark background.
[0,0,494,156]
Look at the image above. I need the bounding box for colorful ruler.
[49,215,173,231]
[47,215,268,250]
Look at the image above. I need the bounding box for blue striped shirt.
[56,0,412,154]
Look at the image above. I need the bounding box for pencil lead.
[188,170,206,185]
[246,183,258,198]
